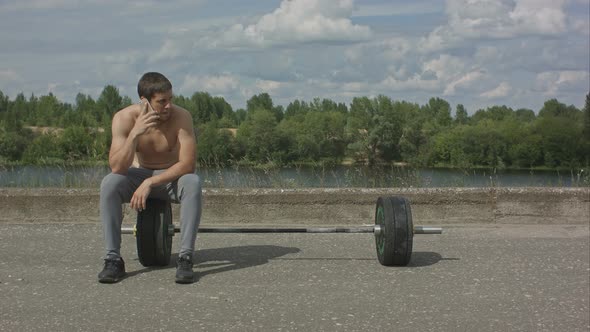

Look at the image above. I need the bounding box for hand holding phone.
[133,98,160,136]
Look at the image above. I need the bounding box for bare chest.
[136,128,179,155]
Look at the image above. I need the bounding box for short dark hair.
[137,72,172,100]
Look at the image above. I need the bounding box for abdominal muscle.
[133,131,180,170]
[135,152,178,169]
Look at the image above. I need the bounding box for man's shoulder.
[172,105,191,117]
[172,105,194,123]
[114,104,140,121]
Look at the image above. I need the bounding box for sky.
[0,0,588,114]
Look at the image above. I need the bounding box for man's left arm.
[130,111,196,211]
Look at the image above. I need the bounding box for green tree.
[514,108,535,122]
[70,93,99,127]
[59,126,95,161]
[21,134,64,164]
[472,105,514,123]
[423,97,452,127]
[5,93,28,130]
[235,109,247,125]
[285,99,309,119]
[97,85,123,124]
[584,93,590,140]
[247,93,283,122]
[462,120,508,167]
[211,96,235,125]
[247,93,273,113]
[197,122,236,166]
[236,109,284,163]
[346,96,403,165]
[190,92,214,124]
[430,127,472,168]
[0,90,8,114]
[279,109,347,163]
[454,104,469,124]
[582,93,590,165]
[535,114,583,168]
[0,130,30,161]
[538,99,581,120]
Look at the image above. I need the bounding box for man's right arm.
[108,101,161,174]
[108,111,138,174]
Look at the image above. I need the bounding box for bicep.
[109,114,132,155]
[177,118,196,163]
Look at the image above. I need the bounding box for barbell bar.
[123,196,442,267]
[120,225,442,235]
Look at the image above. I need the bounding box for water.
[0,165,587,188]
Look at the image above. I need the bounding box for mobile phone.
[140,98,156,113]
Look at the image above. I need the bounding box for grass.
[1,163,588,188]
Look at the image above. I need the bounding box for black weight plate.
[390,196,413,266]
[375,196,414,266]
[136,199,173,267]
[375,196,395,266]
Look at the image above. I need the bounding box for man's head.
[137,72,174,121]
[137,72,172,101]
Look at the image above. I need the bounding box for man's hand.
[130,179,153,211]
[131,99,160,137]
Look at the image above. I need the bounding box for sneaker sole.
[98,274,126,284]
[175,276,194,284]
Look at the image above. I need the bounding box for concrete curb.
[1,187,588,225]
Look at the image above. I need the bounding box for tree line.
[0,86,589,170]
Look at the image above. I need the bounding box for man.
[98,72,202,284]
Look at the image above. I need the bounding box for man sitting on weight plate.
[98,72,202,284]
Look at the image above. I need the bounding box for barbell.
[121,196,442,267]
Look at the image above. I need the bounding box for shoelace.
[104,259,121,271]
[178,256,192,269]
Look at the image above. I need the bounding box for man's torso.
[128,105,183,169]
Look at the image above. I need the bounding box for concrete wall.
[1,187,588,225]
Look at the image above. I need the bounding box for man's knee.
[100,173,128,196]
[179,174,202,197]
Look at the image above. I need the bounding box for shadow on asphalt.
[273,251,457,268]
[407,252,460,267]
[123,249,458,282]
[126,245,301,280]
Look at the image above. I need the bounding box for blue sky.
[0,0,588,114]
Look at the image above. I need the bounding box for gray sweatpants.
[100,167,202,259]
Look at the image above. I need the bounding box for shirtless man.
[98,72,202,284]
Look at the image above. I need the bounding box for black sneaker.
[175,254,194,284]
[98,257,126,283]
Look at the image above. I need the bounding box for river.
[0,165,587,188]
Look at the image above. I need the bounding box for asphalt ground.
[0,223,588,332]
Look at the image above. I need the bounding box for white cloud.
[480,82,512,98]
[0,0,75,11]
[536,70,590,95]
[149,39,188,62]
[255,79,283,93]
[509,0,567,35]
[341,81,369,92]
[444,70,485,96]
[0,0,587,114]
[96,52,142,85]
[474,45,501,63]
[570,18,590,35]
[423,54,466,82]
[0,69,21,82]
[347,37,414,62]
[419,0,568,53]
[47,83,59,94]
[380,74,439,92]
[210,0,372,48]
[180,74,240,95]
[353,1,443,17]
